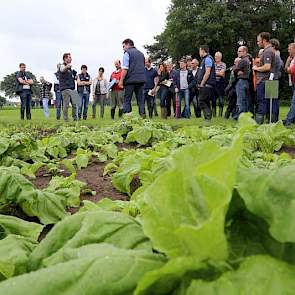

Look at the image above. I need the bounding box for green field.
[0,105,291,128]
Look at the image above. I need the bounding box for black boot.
[20,110,25,120]
[219,106,223,117]
[255,114,264,125]
[118,109,123,117]
[212,107,216,117]
[224,109,230,119]
[111,108,115,119]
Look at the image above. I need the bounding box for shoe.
[255,114,264,125]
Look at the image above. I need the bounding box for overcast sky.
[0,0,170,85]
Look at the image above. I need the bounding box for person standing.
[53,67,63,120]
[109,60,124,119]
[166,62,178,117]
[77,65,92,120]
[224,58,240,119]
[58,53,79,121]
[214,52,226,117]
[267,38,283,122]
[174,58,195,118]
[118,39,146,117]
[157,63,170,119]
[252,32,275,124]
[190,58,202,117]
[16,63,34,120]
[40,77,52,118]
[283,43,295,126]
[92,67,108,119]
[143,58,159,118]
[197,45,216,121]
[233,46,251,118]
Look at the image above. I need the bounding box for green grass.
[0,106,290,129]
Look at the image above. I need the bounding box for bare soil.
[279,146,295,158]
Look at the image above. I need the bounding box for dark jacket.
[124,47,146,85]
[173,69,196,91]
[197,55,216,87]
[77,73,91,94]
[59,64,77,91]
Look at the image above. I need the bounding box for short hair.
[258,32,271,42]
[98,67,104,73]
[215,51,223,58]
[81,65,87,70]
[19,63,25,68]
[270,38,280,50]
[288,42,295,49]
[145,57,151,63]
[63,53,71,61]
[200,45,209,53]
[114,60,121,64]
[122,38,134,46]
[186,55,192,61]
[179,58,187,63]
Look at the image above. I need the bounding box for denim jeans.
[42,98,49,118]
[159,86,168,107]
[256,81,266,116]
[78,93,90,119]
[178,88,190,118]
[55,91,63,120]
[19,90,32,120]
[143,89,154,118]
[235,79,249,117]
[123,83,145,116]
[266,99,280,122]
[285,86,295,125]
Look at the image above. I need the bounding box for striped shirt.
[215,62,226,81]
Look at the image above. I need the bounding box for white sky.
[0,0,170,85]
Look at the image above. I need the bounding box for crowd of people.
[15,34,295,125]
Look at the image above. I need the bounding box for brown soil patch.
[77,161,128,203]
[279,146,295,158]
[31,160,128,214]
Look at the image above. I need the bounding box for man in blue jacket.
[119,38,146,117]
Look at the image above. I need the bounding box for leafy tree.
[0,96,6,108]
[0,72,40,99]
[146,0,295,65]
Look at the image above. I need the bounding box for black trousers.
[198,87,214,120]
[123,83,145,116]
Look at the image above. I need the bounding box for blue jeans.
[256,81,266,116]
[42,98,49,118]
[20,90,32,120]
[235,79,249,117]
[78,93,90,119]
[179,89,190,118]
[285,86,295,125]
[55,91,63,120]
[266,99,280,122]
[159,86,168,107]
